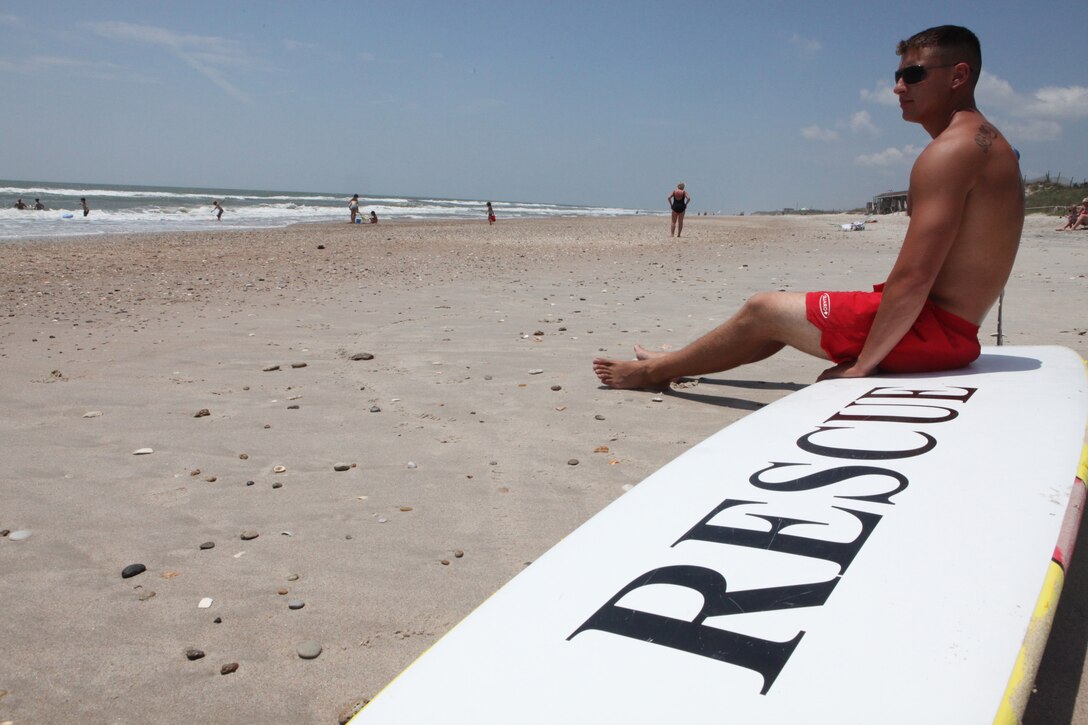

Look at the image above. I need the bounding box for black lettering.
[797,425,936,459]
[568,564,837,694]
[749,461,908,505]
[857,386,976,403]
[673,499,881,574]
[825,402,960,424]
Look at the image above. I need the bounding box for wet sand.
[0,214,1085,723]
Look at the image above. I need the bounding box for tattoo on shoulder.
[975,123,999,152]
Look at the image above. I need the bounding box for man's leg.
[592,292,829,389]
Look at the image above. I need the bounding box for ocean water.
[0,180,646,241]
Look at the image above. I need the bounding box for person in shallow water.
[593,25,1023,389]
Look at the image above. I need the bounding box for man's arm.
[820,135,979,379]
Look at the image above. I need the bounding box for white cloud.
[85,21,256,101]
[283,39,316,52]
[860,80,898,107]
[0,13,18,25]
[789,33,822,55]
[1024,85,1088,120]
[855,144,923,167]
[802,125,839,142]
[847,110,879,136]
[1001,119,1063,142]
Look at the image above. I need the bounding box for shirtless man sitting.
[594,25,1023,388]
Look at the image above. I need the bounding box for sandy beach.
[1,213,1085,724]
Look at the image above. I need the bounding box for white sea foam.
[0,180,649,240]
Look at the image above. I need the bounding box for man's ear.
[951,61,972,90]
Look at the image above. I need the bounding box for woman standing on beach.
[348,194,360,224]
[486,201,496,225]
[669,182,690,238]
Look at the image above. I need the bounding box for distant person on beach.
[33,198,46,210]
[668,182,690,237]
[370,210,378,224]
[487,201,496,225]
[1056,204,1080,231]
[212,200,224,221]
[594,25,1023,388]
[80,197,90,217]
[13,198,27,209]
[1072,199,1088,230]
[349,194,360,224]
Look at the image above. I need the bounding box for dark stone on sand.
[240,531,259,540]
[369,405,381,413]
[317,244,325,249]
[287,404,300,409]
[221,662,239,675]
[194,408,210,418]
[185,648,205,661]
[199,541,215,550]
[286,573,300,581]
[551,385,562,391]
[213,617,222,624]
[272,482,283,489]
[287,599,305,610]
[454,550,464,558]
[246,480,255,486]
[291,362,307,368]
[121,563,146,579]
[595,414,606,420]
[333,464,350,472]
[567,459,579,466]
[262,365,280,372]
[351,352,374,361]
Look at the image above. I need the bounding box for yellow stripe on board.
[1078,442,1087,485]
[994,561,1066,724]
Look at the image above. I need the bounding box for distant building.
[869,190,908,214]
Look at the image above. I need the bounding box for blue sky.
[2,1,1086,212]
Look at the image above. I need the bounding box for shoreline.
[1,214,1085,723]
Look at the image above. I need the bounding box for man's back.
[924,110,1023,324]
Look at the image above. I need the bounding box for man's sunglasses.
[894,63,957,85]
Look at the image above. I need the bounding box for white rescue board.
[353,346,1088,724]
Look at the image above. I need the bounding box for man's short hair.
[897,25,981,86]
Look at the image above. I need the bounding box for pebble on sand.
[273,465,286,473]
[333,464,351,472]
[132,448,153,455]
[351,352,374,361]
[82,411,102,418]
[262,365,280,372]
[198,597,214,609]
[296,640,323,659]
[8,530,32,542]
[221,662,239,675]
[287,599,305,610]
[121,563,146,579]
[567,459,580,466]
[199,541,215,550]
[291,362,308,368]
[185,648,205,661]
[240,531,259,540]
[194,409,210,418]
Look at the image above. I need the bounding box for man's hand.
[817,361,872,381]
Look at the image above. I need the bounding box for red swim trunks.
[805,284,981,373]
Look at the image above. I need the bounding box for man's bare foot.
[634,344,666,361]
[593,357,657,389]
